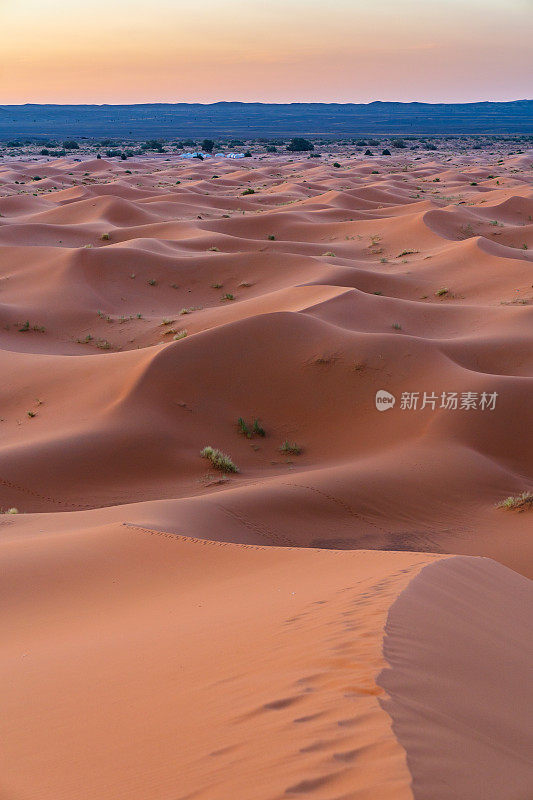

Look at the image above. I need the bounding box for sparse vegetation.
[201,446,239,473]
[286,138,314,152]
[221,293,235,301]
[172,330,188,340]
[252,418,266,437]
[237,417,265,438]
[18,321,45,333]
[242,188,255,195]
[435,287,449,296]
[397,249,419,258]
[280,440,302,456]
[496,491,533,512]
[238,417,252,438]
[179,306,202,315]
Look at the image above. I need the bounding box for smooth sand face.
[0,149,532,798]
[379,557,533,800]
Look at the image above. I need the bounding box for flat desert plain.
[1,149,532,799]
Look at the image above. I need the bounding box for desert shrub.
[280,440,302,455]
[253,419,265,437]
[237,417,265,438]
[179,306,202,315]
[496,491,533,511]
[201,139,215,152]
[382,149,391,155]
[141,140,164,152]
[63,140,79,150]
[391,139,406,148]
[287,138,314,152]
[201,446,239,473]
[242,188,255,195]
[238,417,251,438]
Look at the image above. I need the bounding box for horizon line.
[2,98,532,108]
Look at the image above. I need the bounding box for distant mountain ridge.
[0,100,531,137]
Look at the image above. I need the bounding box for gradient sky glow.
[1,0,531,104]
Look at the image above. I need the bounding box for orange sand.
[0,150,531,798]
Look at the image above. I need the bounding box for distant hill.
[0,100,531,138]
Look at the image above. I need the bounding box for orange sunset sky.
[1,0,532,104]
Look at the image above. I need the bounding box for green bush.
[201,446,239,473]
[287,138,314,152]
[280,440,302,455]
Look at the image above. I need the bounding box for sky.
[1,0,531,104]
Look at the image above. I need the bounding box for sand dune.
[0,150,532,798]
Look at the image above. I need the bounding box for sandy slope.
[380,556,533,800]
[1,521,434,800]
[0,150,532,798]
